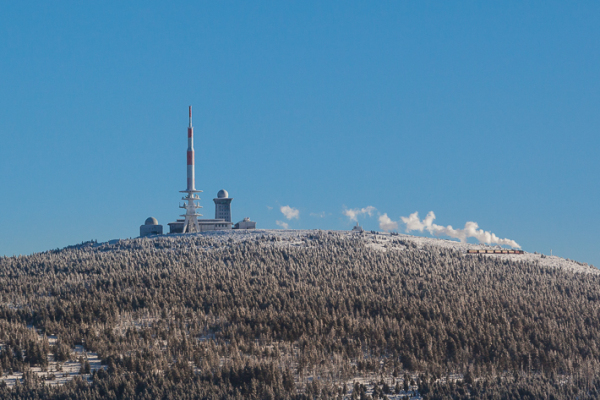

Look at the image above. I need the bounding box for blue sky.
[1,2,599,266]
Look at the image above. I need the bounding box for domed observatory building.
[213,189,232,222]
[140,217,163,237]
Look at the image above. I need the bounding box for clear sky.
[1,2,599,266]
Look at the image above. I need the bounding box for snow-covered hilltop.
[90,229,598,275]
[3,227,600,399]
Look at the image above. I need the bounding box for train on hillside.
[467,249,524,255]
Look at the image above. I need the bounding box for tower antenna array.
[179,106,202,233]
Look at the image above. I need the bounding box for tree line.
[0,231,599,398]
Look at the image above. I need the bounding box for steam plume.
[379,211,521,249]
[398,211,520,248]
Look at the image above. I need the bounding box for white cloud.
[378,213,398,232]
[266,206,273,210]
[342,206,376,222]
[310,212,327,218]
[400,211,521,248]
[280,205,300,220]
[276,220,289,229]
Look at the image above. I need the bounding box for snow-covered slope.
[98,229,599,275]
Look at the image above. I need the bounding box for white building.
[140,217,163,237]
[168,218,232,233]
[234,217,256,230]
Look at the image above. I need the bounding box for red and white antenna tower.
[179,106,202,233]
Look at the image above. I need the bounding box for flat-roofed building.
[234,217,256,230]
[168,218,232,233]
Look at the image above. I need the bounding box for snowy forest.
[0,230,599,399]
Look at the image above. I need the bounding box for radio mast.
[179,106,202,233]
